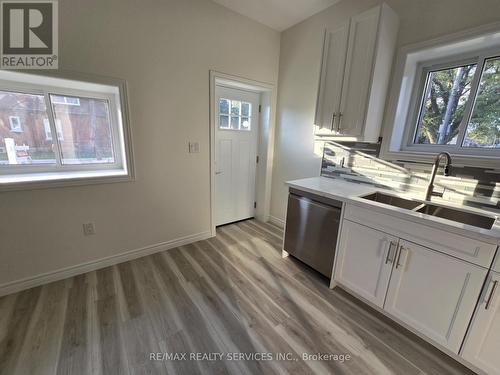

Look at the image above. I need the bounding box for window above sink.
[408,56,499,153]
[381,23,500,168]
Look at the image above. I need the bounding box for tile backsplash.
[321,141,500,213]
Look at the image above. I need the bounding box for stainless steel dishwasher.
[283,188,342,278]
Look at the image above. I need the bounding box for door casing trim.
[209,70,277,236]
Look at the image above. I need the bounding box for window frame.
[402,47,500,157]
[8,115,22,132]
[0,71,134,189]
[218,97,252,131]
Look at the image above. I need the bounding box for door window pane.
[231,101,240,116]
[219,98,229,115]
[414,63,476,145]
[219,114,229,129]
[231,116,240,129]
[0,91,56,165]
[50,95,115,164]
[241,117,250,130]
[463,57,500,148]
[241,102,251,117]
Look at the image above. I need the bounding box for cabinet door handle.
[385,241,397,264]
[395,245,407,269]
[330,112,336,131]
[337,112,343,132]
[486,280,498,310]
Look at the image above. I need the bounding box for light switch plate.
[189,142,200,153]
[83,222,96,236]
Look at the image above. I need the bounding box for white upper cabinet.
[314,23,349,131]
[335,219,398,308]
[314,3,399,141]
[338,8,380,138]
[462,271,500,375]
[384,239,488,353]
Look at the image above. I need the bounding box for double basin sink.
[362,192,496,230]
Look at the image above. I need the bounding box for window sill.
[0,169,133,191]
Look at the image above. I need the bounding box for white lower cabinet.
[335,220,398,308]
[384,240,488,353]
[462,271,500,375]
[335,220,491,356]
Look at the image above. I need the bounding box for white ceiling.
[212,0,341,31]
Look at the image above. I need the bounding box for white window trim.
[9,116,22,132]
[381,21,500,168]
[0,70,134,190]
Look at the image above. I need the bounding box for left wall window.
[0,71,133,188]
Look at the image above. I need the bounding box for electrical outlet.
[83,222,96,236]
[188,141,200,153]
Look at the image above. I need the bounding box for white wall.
[0,0,280,288]
[270,0,500,221]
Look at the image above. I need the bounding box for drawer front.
[344,203,497,268]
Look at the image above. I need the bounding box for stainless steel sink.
[416,204,495,230]
[361,191,496,230]
[362,192,422,210]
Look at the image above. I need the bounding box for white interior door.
[215,86,260,226]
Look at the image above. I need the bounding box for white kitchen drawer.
[344,203,497,268]
[494,253,500,273]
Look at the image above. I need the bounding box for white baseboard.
[0,230,213,297]
[255,213,269,223]
[268,215,285,228]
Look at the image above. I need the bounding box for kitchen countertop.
[286,176,500,245]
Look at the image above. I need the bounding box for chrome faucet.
[425,152,452,201]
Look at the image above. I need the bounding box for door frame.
[209,70,277,237]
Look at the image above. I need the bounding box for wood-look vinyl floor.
[0,219,474,375]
